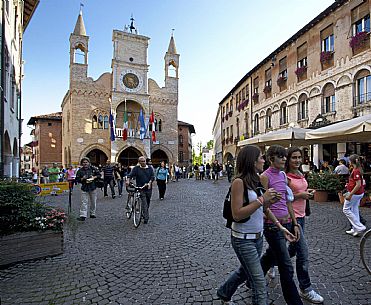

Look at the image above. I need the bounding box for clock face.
[120,69,143,92]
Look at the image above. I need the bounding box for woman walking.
[343,154,366,237]
[156,161,169,200]
[286,147,324,304]
[217,145,283,305]
[260,145,303,305]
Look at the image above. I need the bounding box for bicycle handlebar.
[127,182,149,191]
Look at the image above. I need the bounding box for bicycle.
[125,182,148,228]
[360,228,371,275]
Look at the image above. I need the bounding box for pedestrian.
[75,157,101,221]
[205,162,211,179]
[212,160,220,181]
[174,163,181,181]
[155,161,169,200]
[285,147,324,304]
[260,145,303,305]
[199,163,205,180]
[115,164,127,198]
[41,166,49,184]
[194,163,199,180]
[102,160,116,199]
[217,145,283,305]
[65,165,76,191]
[226,161,234,183]
[126,156,155,224]
[343,154,366,237]
[48,163,60,183]
[334,159,349,175]
[32,167,38,184]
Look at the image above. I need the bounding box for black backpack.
[223,185,250,229]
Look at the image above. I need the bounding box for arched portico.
[3,131,12,177]
[117,146,143,167]
[80,144,110,166]
[151,149,169,167]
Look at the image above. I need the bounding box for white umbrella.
[237,127,309,147]
[305,114,371,143]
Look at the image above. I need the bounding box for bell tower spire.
[69,7,89,83]
[164,30,180,90]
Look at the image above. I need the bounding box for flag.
[123,99,128,140]
[109,111,115,141]
[139,109,146,140]
[149,110,156,142]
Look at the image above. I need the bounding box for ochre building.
[62,12,182,167]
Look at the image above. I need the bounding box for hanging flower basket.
[320,51,333,64]
[295,66,307,77]
[277,76,287,87]
[349,31,368,49]
[252,93,259,102]
[263,85,271,94]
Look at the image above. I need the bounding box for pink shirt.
[287,172,308,218]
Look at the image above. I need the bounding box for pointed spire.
[167,30,177,54]
[73,9,87,36]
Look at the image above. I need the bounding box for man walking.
[126,156,155,224]
[102,160,116,199]
[75,157,101,221]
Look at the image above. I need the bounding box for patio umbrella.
[305,114,371,143]
[237,127,309,147]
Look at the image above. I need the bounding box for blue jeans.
[288,217,311,292]
[261,223,303,305]
[217,236,267,305]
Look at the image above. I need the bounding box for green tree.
[206,140,214,150]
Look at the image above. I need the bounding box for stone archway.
[3,131,12,177]
[223,152,234,163]
[118,147,142,167]
[86,149,108,167]
[151,149,169,168]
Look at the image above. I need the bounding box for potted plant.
[320,51,333,63]
[307,172,343,202]
[295,66,307,78]
[349,31,369,49]
[277,76,287,87]
[0,181,66,266]
[263,85,271,94]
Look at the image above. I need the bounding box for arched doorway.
[86,149,108,167]
[151,149,169,168]
[118,147,142,167]
[224,152,234,163]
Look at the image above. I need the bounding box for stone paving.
[0,178,370,305]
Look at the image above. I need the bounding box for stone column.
[3,154,13,178]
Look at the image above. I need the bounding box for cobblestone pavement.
[0,178,370,305]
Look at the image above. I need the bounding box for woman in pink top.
[286,147,324,304]
[66,165,76,190]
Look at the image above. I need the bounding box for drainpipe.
[0,4,5,178]
[250,76,253,138]
[18,31,23,177]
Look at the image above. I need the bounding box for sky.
[21,0,335,150]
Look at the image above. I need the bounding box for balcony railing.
[353,93,371,106]
[115,128,149,140]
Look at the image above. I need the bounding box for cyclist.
[126,156,155,224]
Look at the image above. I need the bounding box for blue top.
[156,167,169,181]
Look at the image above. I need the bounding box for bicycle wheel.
[360,228,371,275]
[133,196,142,228]
[126,194,134,219]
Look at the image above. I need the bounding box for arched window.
[98,115,103,129]
[103,115,109,129]
[244,112,249,137]
[266,108,272,130]
[298,94,308,120]
[74,44,86,64]
[179,135,183,145]
[355,70,371,105]
[158,119,162,132]
[236,118,240,139]
[92,115,98,129]
[322,83,335,113]
[280,102,288,125]
[254,113,259,135]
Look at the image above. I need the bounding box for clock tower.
[111,20,151,161]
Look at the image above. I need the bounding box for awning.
[238,127,309,147]
[305,114,371,143]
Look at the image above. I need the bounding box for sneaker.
[112,195,116,199]
[77,217,86,221]
[267,267,276,279]
[345,229,354,235]
[216,292,236,305]
[90,215,96,218]
[299,289,324,304]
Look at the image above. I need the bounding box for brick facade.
[177,121,195,167]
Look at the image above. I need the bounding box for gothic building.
[62,11,181,167]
